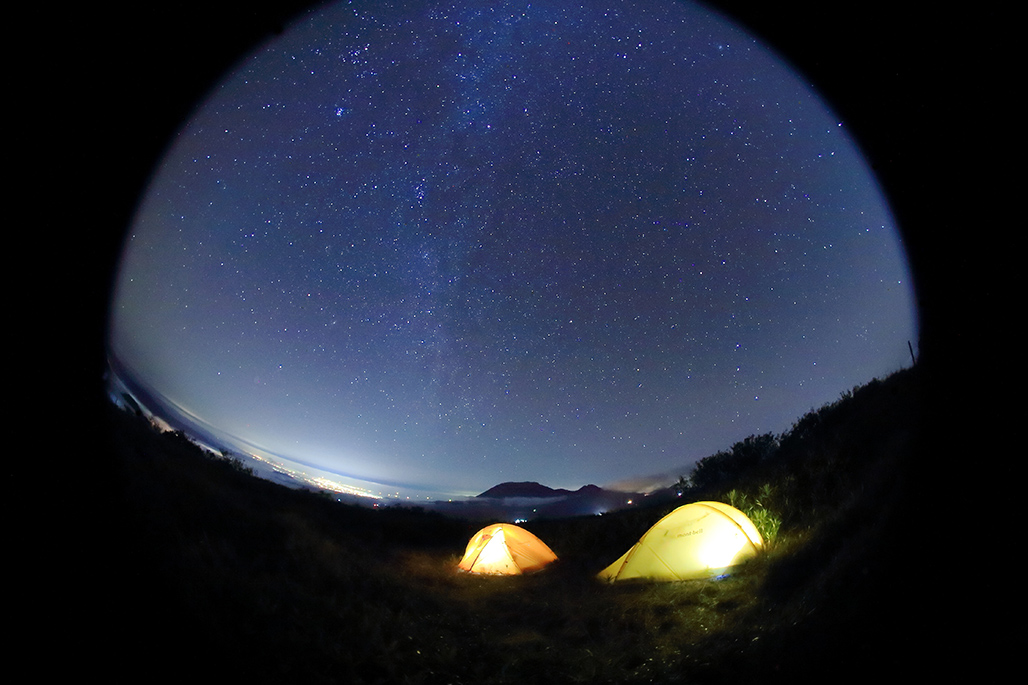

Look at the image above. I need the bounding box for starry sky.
[109,0,917,498]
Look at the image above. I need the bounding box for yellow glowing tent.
[457,523,558,575]
[598,501,763,582]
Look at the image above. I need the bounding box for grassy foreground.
[80,366,966,683]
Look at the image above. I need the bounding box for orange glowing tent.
[457,523,558,575]
[597,501,763,582]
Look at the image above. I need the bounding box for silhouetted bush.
[690,432,780,490]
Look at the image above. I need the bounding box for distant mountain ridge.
[477,481,603,499]
[440,480,664,519]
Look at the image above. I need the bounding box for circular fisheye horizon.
[108,0,917,500]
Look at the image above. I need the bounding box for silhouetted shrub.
[690,433,779,490]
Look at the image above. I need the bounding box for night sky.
[108,0,917,499]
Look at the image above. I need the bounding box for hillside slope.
[71,366,991,682]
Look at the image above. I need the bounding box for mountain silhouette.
[477,481,600,499]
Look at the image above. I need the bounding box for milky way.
[109,0,917,497]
